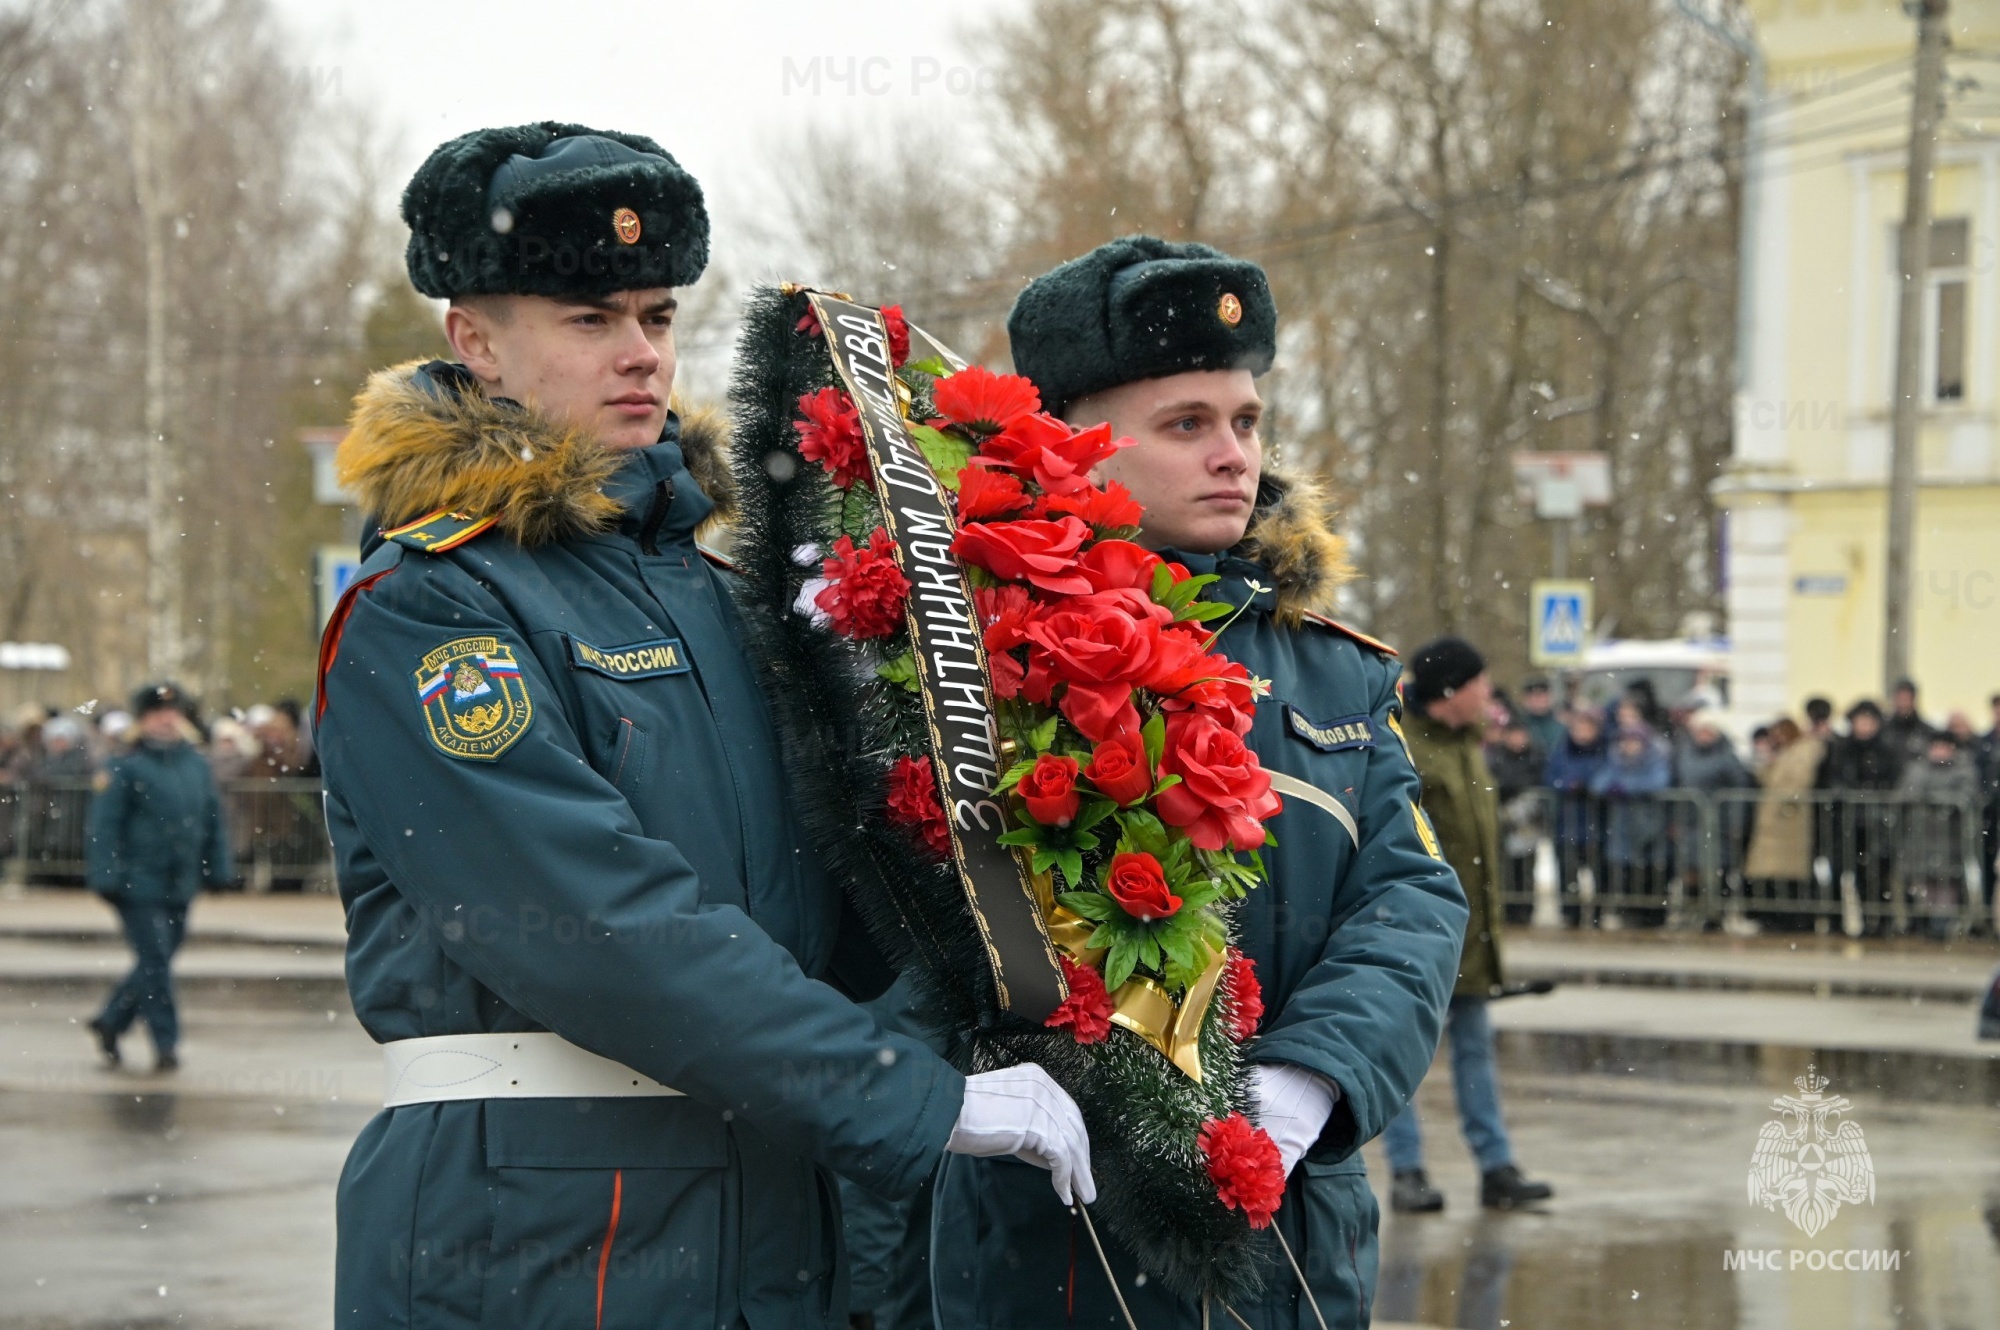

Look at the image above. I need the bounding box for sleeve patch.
[415,636,534,761]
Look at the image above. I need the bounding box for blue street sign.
[1530,580,1592,667]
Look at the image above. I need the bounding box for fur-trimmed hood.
[337,359,735,546]
[1233,468,1352,624]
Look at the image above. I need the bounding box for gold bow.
[1033,871,1228,1082]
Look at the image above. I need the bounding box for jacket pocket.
[608,717,650,800]
[1296,1156,1381,1327]
[480,1099,724,1329]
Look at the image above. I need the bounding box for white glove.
[946,1063,1097,1206]
[1251,1062,1338,1178]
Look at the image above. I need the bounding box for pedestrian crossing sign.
[1530,580,1592,667]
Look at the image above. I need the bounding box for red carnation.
[1224,950,1264,1042]
[1045,956,1114,1044]
[880,304,912,367]
[978,416,1125,498]
[975,583,1038,652]
[794,387,871,489]
[1104,850,1181,921]
[1198,1113,1286,1229]
[1156,712,1283,852]
[886,754,952,858]
[1083,730,1154,806]
[1017,753,1082,827]
[951,517,1092,595]
[816,530,911,640]
[932,365,1041,435]
[1040,479,1145,531]
[956,466,1032,523]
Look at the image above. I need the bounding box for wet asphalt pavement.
[1,984,1996,1330]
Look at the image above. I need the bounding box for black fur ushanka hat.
[1007,235,1277,416]
[402,122,708,299]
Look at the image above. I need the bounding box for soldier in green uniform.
[929,236,1469,1329]
[1384,636,1554,1213]
[85,682,233,1072]
[316,122,1093,1330]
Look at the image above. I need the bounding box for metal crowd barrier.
[0,776,335,893]
[1499,786,1992,936]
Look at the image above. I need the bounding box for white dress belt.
[382,1031,682,1107]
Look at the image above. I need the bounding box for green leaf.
[1073,798,1119,833]
[875,653,921,693]
[1030,847,1060,877]
[1179,601,1236,624]
[907,424,977,491]
[903,355,951,379]
[1027,713,1061,754]
[1151,773,1182,796]
[1056,891,1115,922]
[996,827,1042,848]
[1104,937,1140,991]
[992,758,1039,795]
[1137,931,1163,972]
[1141,713,1166,772]
[1054,848,1086,890]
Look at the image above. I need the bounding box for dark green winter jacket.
[316,361,964,1330]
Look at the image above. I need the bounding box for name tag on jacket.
[1285,706,1376,753]
[565,636,691,681]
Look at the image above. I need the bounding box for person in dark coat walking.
[1385,638,1553,1215]
[84,682,232,1071]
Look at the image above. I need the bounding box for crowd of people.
[1481,674,1999,933]
[0,693,325,890]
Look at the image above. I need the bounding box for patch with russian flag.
[413,636,534,761]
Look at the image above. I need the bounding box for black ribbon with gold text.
[807,293,1067,1021]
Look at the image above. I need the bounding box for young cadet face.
[1067,368,1263,555]
[445,288,678,450]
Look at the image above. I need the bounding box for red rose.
[1083,730,1154,806]
[1104,850,1181,921]
[956,466,1032,523]
[978,416,1125,497]
[1039,479,1144,530]
[1076,539,1161,594]
[816,529,911,640]
[886,754,951,858]
[880,304,911,367]
[1151,647,1256,736]
[1155,712,1283,852]
[1224,949,1264,1042]
[951,517,1092,595]
[1198,1113,1286,1229]
[932,365,1041,435]
[1060,681,1140,744]
[1045,956,1114,1044]
[795,306,822,337]
[1017,753,1082,826]
[1024,594,1164,742]
[1024,593,1162,688]
[794,387,870,489]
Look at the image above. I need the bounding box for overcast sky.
[274,0,1015,250]
[269,1,1020,387]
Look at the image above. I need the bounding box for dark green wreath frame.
[723,284,1276,1303]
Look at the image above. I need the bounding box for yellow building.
[1721,0,2000,724]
